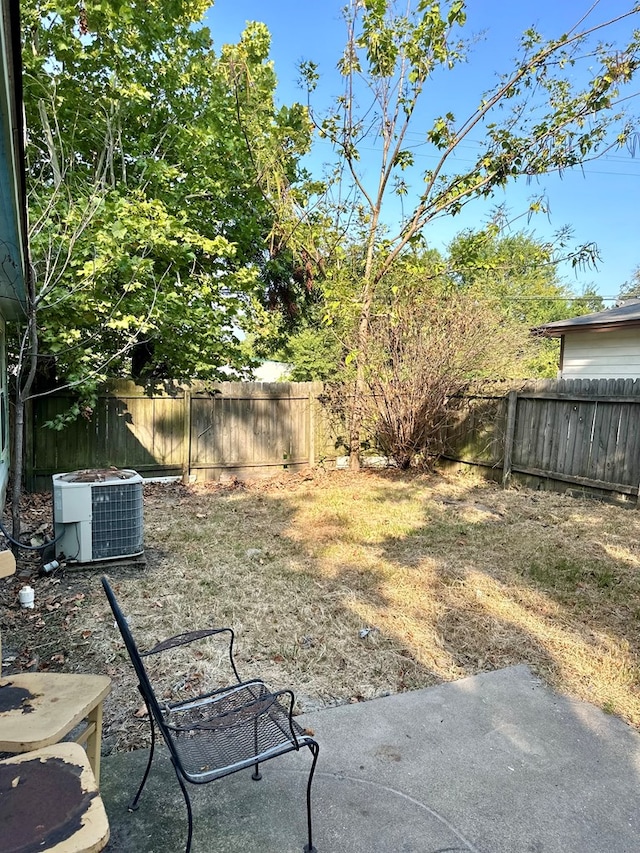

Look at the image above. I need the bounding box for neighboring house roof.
[0,0,27,319]
[533,299,640,338]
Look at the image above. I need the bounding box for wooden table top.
[0,551,16,578]
[0,673,111,752]
[0,742,110,852]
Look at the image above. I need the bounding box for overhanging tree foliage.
[12,0,312,534]
[301,0,640,467]
[21,1,311,388]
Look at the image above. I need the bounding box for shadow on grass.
[6,470,640,746]
[370,477,640,724]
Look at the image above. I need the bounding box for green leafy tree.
[448,228,603,374]
[278,325,344,382]
[12,0,312,534]
[21,2,311,385]
[301,0,640,467]
[618,265,640,301]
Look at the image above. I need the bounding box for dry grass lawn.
[2,467,640,753]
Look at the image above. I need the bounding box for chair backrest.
[101,576,167,730]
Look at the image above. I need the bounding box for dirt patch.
[2,468,640,754]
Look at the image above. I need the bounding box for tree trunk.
[349,358,365,470]
[11,395,25,542]
[348,262,376,469]
[11,261,39,542]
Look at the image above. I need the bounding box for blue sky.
[205,1,640,301]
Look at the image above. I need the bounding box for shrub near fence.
[26,380,336,492]
[443,378,640,501]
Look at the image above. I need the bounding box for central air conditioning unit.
[53,468,144,564]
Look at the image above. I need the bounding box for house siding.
[0,1,26,319]
[561,328,640,378]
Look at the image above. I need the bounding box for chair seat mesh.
[163,682,305,781]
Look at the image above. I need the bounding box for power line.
[309,137,640,178]
[494,295,619,301]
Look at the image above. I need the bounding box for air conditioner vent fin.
[92,482,144,560]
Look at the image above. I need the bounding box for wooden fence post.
[502,390,518,488]
[182,388,191,485]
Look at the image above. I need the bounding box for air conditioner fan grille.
[92,482,144,560]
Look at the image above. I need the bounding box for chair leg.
[172,757,194,853]
[252,718,262,780]
[303,740,320,853]
[129,705,156,812]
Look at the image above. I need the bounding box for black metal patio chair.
[102,576,319,853]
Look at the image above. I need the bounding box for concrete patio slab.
[99,664,640,852]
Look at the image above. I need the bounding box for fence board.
[567,388,586,474]
[531,395,547,470]
[526,396,539,468]
[540,396,558,473]
[621,383,640,487]
[555,398,572,475]
[603,380,624,484]
[512,397,536,470]
[592,404,611,482]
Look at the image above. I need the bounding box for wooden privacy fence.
[444,378,640,501]
[26,380,340,492]
[27,376,640,500]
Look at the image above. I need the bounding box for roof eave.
[533,318,640,338]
